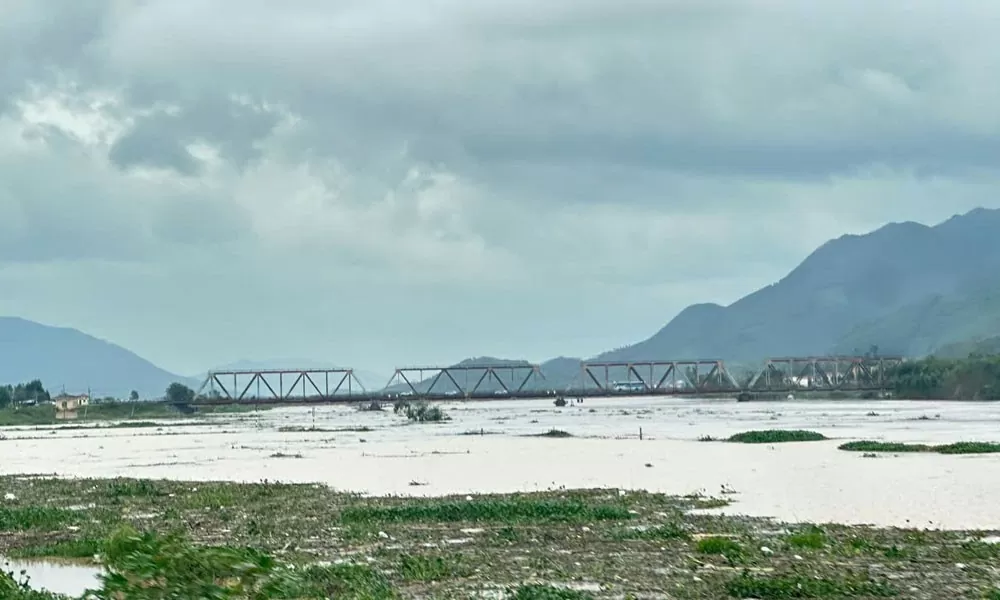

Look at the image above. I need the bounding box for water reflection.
[3,558,102,596]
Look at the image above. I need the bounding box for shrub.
[696,536,743,558]
[394,400,448,423]
[727,430,827,443]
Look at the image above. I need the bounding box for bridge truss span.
[577,359,741,395]
[196,368,367,403]
[745,355,904,392]
[385,363,547,399]
[184,354,906,406]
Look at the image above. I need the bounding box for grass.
[511,585,595,599]
[0,477,995,598]
[840,441,1000,454]
[787,526,827,550]
[697,536,744,558]
[7,538,103,559]
[726,572,897,598]
[398,553,469,582]
[613,522,689,541]
[0,507,79,531]
[340,496,633,525]
[727,430,828,443]
[0,402,264,427]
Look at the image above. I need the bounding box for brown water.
[2,557,102,596]
[2,398,1000,530]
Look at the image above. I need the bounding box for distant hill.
[594,207,1000,363]
[0,317,194,399]
[833,282,1000,357]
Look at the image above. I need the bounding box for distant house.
[53,394,90,418]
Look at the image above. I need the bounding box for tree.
[129,390,140,402]
[165,383,195,404]
[0,386,11,409]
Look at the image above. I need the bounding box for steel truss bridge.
[189,355,903,406]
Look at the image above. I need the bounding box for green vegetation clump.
[696,536,744,558]
[887,354,1000,400]
[340,496,632,525]
[787,526,827,550]
[398,554,469,582]
[0,507,78,531]
[726,572,897,598]
[839,441,931,453]
[1,569,55,600]
[613,522,689,541]
[8,537,103,560]
[94,527,395,599]
[0,380,49,409]
[535,429,573,438]
[511,585,595,599]
[840,441,1000,454]
[727,430,827,443]
[936,442,1000,454]
[393,400,449,423]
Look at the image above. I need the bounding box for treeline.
[0,380,49,408]
[887,354,1000,400]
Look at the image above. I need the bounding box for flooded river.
[3,398,1000,530]
[1,558,102,595]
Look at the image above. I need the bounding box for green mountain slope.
[933,335,1000,359]
[832,282,1000,357]
[596,207,1000,362]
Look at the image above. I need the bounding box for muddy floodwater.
[1,558,102,595]
[3,398,1000,530]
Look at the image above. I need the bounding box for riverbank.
[0,476,995,599]
[0,402,267,427]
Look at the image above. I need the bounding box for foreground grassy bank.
[0,477,998,599]
[0,402,266,427]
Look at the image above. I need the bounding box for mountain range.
[3,207,1000,396]
[596,207,1000,363]
[0,317,196,399]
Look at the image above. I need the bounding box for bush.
[394,400,448,423]
[534,429,573,438]
[696,536,743,558]
[839,440,1000,454]
[727,430,827,443]
[839,441,931,453]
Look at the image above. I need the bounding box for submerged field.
[2,476,1000,599]
[3,397,1000,597]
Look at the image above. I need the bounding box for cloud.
[2,0,1000,375]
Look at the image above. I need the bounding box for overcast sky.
[2,1,1000,377]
